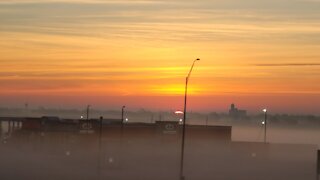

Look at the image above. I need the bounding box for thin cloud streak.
[0,0,168,4]
[255,63,320,67]
[1,0,319,44]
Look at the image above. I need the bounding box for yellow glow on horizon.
[150,84,203,96]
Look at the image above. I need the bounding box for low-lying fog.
[0,111,319,180]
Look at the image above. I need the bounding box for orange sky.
[0,0,320,114]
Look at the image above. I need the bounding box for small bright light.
[263,109,267,113]
[80,116,83,119]
[262,121,265,125]
[179,119,183,122]
[175,110,184,115]
[125,118,128,122]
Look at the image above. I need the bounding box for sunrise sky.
[0,0,320,114]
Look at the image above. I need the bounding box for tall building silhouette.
[229,104,247,119]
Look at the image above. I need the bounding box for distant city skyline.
[0,0,319,114]
[0,98,319,115]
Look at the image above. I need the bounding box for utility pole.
[86,105,90,132]
[263,109,267,144]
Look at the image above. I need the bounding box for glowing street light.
[180,58,200,180]
[262,108,268,143]
[175,110,184,124]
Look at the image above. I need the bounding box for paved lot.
[0,126,318,180]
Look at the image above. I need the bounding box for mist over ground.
[1,107,320,148]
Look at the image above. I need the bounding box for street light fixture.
[263,108,267,143]
[180,58,200,180]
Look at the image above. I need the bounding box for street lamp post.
[86,105,91,131]
[121,106,126,128]
[180,58,200,180]
[99,116,103,138]
[263,109,267,143]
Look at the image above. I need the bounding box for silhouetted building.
[21,118,42,130]
[41,116,60,122]
[156,121,179,134]
[229,103,247,119]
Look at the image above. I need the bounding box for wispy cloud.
[254,63,320,67]
[0,0,167,4]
